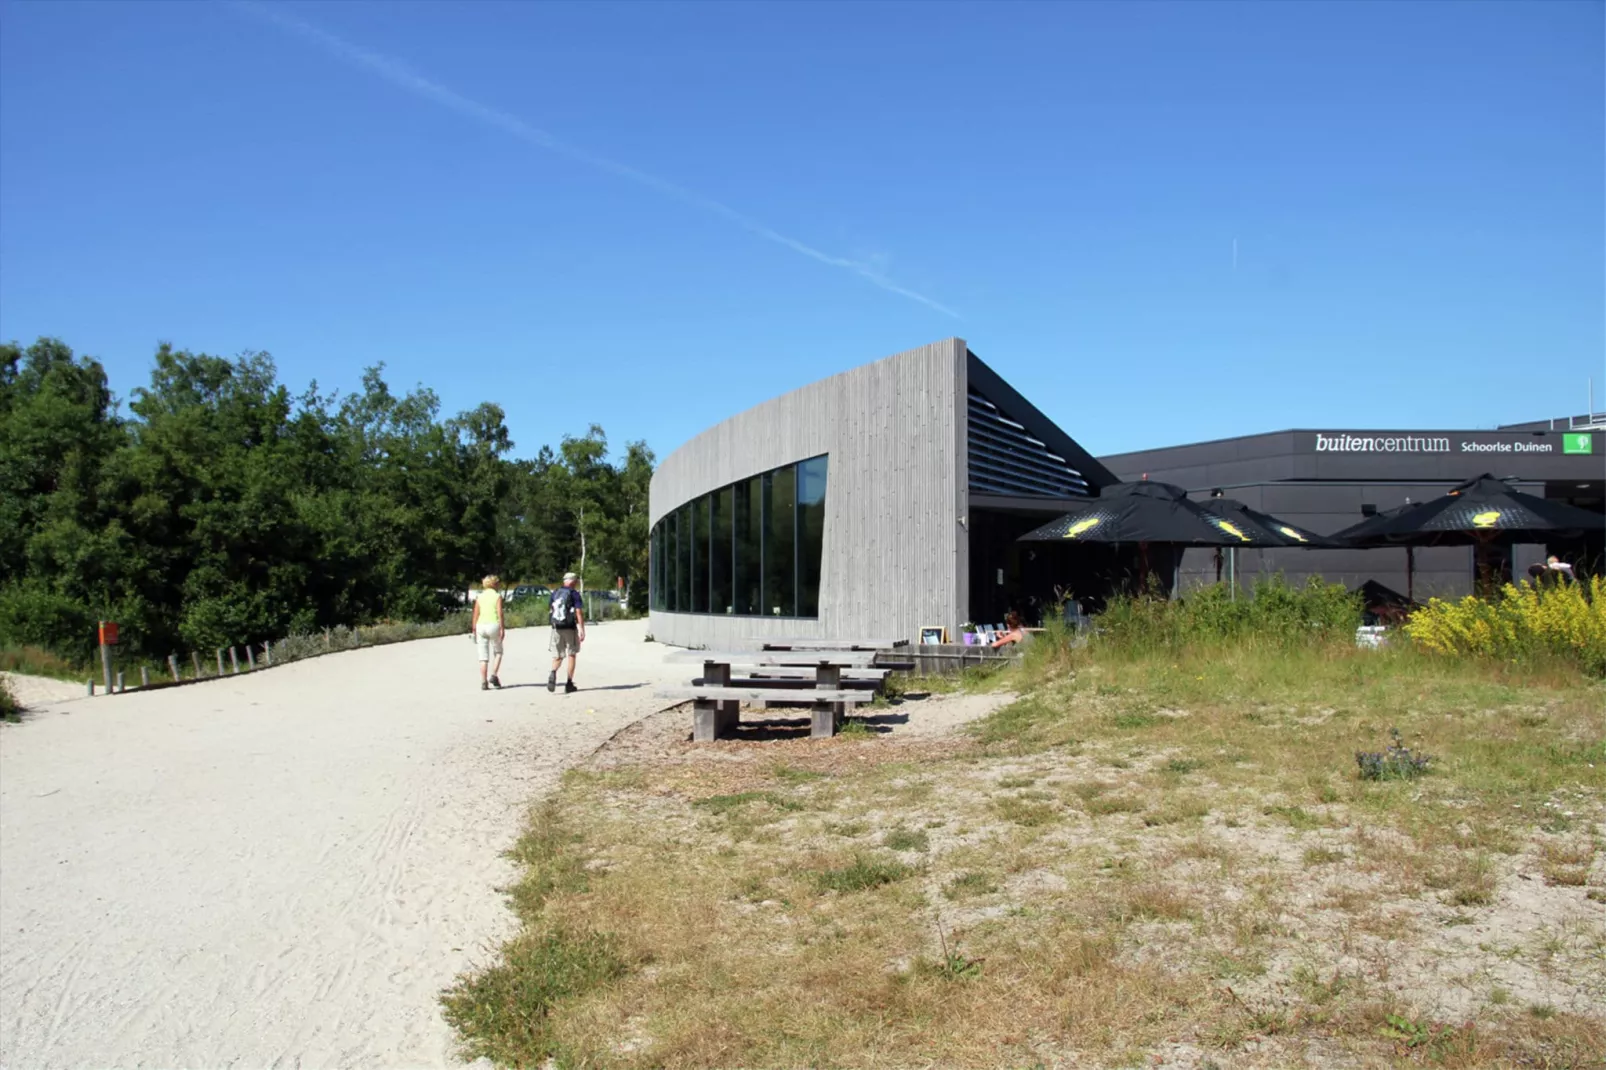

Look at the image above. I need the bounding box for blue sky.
[2,0,1601,461]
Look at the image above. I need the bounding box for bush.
[0,583,96,662]
[1092,576,1361,653]
[1,675,19,721]
[1404,577,1606,676]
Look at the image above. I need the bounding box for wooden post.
[228,647,239,673]
[692,660,739,741]
[116,671,124,693]
[140,666,150,689]
[324,628,331,650]
[216,649,225,676]
[246,646,256,671]
[191,651,202,679]
[87,679,95,696]
[100,643,113,696]
[167,655,180,682]
[264,640,273,667]
[812,663,843,739]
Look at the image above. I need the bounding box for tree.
[0,337,656,662]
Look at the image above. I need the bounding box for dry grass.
[444,642,1606,1069]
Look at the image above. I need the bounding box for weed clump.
[812,854,914,894]
[1356,728,1433,781]
[881,826,930,852]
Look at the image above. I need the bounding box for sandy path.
[0,620,681,1070]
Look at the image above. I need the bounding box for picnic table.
[657,651,888,741]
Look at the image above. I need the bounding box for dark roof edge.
[966,350,1120,489]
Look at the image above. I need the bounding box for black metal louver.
[967,386,1091,498]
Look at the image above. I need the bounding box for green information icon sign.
[1563,433,1593,455]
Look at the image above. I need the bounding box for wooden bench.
[658,652,880,741]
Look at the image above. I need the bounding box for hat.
[563,572,578,583]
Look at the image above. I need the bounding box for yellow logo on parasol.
[1472,510,1501,528]
[1063,517,1102,539]
[1278,525,1309,543]
[1210,518,1252,542]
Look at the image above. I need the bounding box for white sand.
[0,620,682,1069]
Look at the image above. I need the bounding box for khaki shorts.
[550,627,581,657]
[475,620,503,661]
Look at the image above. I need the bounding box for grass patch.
[1,644,87,682]
[811,854,915,894]
[990,795,1061,827]
[881,826,930,852]
[447,611,1606,1068]
[440,928,624,1066]
[942,871,999,899]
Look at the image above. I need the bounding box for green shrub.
[0,583,96,662]
[1,675,19,721]
[1092,576,1360,654]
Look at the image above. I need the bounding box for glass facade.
[796,455,828,618]
[649,455,828,618]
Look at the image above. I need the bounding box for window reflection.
[649,454,827,619]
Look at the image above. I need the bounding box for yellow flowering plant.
[1403,576,1606,676]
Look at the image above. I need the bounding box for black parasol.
[1331,475,1604,597]
[1331,475,1603,547]
[1197,498,1340,548]
[1017,481,1273,547]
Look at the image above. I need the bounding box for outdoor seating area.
[656,639,914,741]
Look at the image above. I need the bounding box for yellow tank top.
[481,591,502,624]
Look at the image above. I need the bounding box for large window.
[765,466,796,616]
[675,503,691,613]
[735,476,761,615]
[797,455,828,617]
[711,486,733,614]
[691,497,709,612]
[649,455,828,619]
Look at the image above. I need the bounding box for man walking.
[547,572,585,693]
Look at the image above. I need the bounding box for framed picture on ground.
[919,626,947,645]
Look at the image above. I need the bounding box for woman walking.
[471,575,506,690]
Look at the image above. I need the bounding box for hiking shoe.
[489,675,501,689]
[564,680,578,694]
[546,672,556,693]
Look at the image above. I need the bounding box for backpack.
[549,588,578,628]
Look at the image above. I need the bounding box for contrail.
[229,1,959,317]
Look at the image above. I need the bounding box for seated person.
[991,611,1027,649]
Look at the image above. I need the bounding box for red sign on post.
[99,621,119,646]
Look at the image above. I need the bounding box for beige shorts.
[550,628,581,657]
[475,620,503,661]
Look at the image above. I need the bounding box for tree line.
[0,338,653,664]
